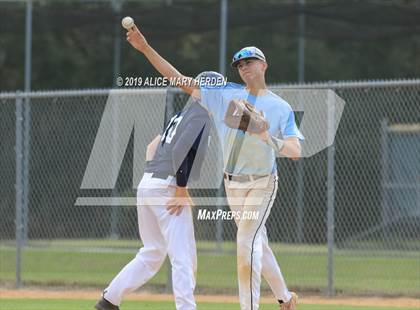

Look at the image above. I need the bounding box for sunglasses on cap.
[233,49,255,62]
[231,47,266,68]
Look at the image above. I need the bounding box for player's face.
[237,59,267,83]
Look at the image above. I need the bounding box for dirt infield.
[1,289,419,308]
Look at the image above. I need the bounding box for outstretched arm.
[126,26,200,98]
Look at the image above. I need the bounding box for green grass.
[1,240,419,295]
[0,299,418,310]
[4,239,418,256]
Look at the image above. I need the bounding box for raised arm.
[126,26,200,98]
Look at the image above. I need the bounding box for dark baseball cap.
[231,46,266,68]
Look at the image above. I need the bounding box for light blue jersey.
[200,82,304,175]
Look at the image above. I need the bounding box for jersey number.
[161,114,183,144]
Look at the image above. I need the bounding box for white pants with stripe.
[103,173,197,310]
[225,174,292,310]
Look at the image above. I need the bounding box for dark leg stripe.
[249,176,278,310]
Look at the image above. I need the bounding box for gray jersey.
[145,102,211,186]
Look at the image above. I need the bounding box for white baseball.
[122,16,134,30]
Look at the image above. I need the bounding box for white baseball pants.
[103,173,197,310]
[225,174,292,310]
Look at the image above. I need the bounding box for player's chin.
[241,73,255,83]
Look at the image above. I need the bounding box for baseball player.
[126,25,302,310]
[95,72,222,310]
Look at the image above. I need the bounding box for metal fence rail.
[0,79,419,297]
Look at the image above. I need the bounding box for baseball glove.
[224,99,270,134]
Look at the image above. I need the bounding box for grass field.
[0,298,419,310]
[1,240,419,296]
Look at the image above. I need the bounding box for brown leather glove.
[224,99,270,134]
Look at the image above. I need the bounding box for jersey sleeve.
[281,107,305,140]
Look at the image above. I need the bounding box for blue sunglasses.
[233,49,254,62]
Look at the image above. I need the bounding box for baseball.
[122,16,134,30]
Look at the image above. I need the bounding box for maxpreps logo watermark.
[197,209,260,221]
[116,75,227,87]
[75,87,345,206]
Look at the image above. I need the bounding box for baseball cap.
[231,46,266,68]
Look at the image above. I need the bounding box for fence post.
[380,119,389,240]
[326,88,336,297]
[15,92,24,288]
[109,104,120,239]
[218,0,228,76]
[215,0,227,252]
[22,96,32,245]
[22,0,33,246]
[295,89,305,243]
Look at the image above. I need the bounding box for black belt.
[150,172,172,180]
[224,173,269,183]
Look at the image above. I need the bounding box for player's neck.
[245,81,267,97]
[245,75,267,96]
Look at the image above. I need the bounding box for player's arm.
[167,186,194,216]
[166,151,196,215]
[126,26,200,98]
[145,135,161,161]
[264,106,304,160]
[166,120,207,215]
[271,135,301,160]
[257,131,301,160]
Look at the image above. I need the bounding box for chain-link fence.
[1,80,419,297]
